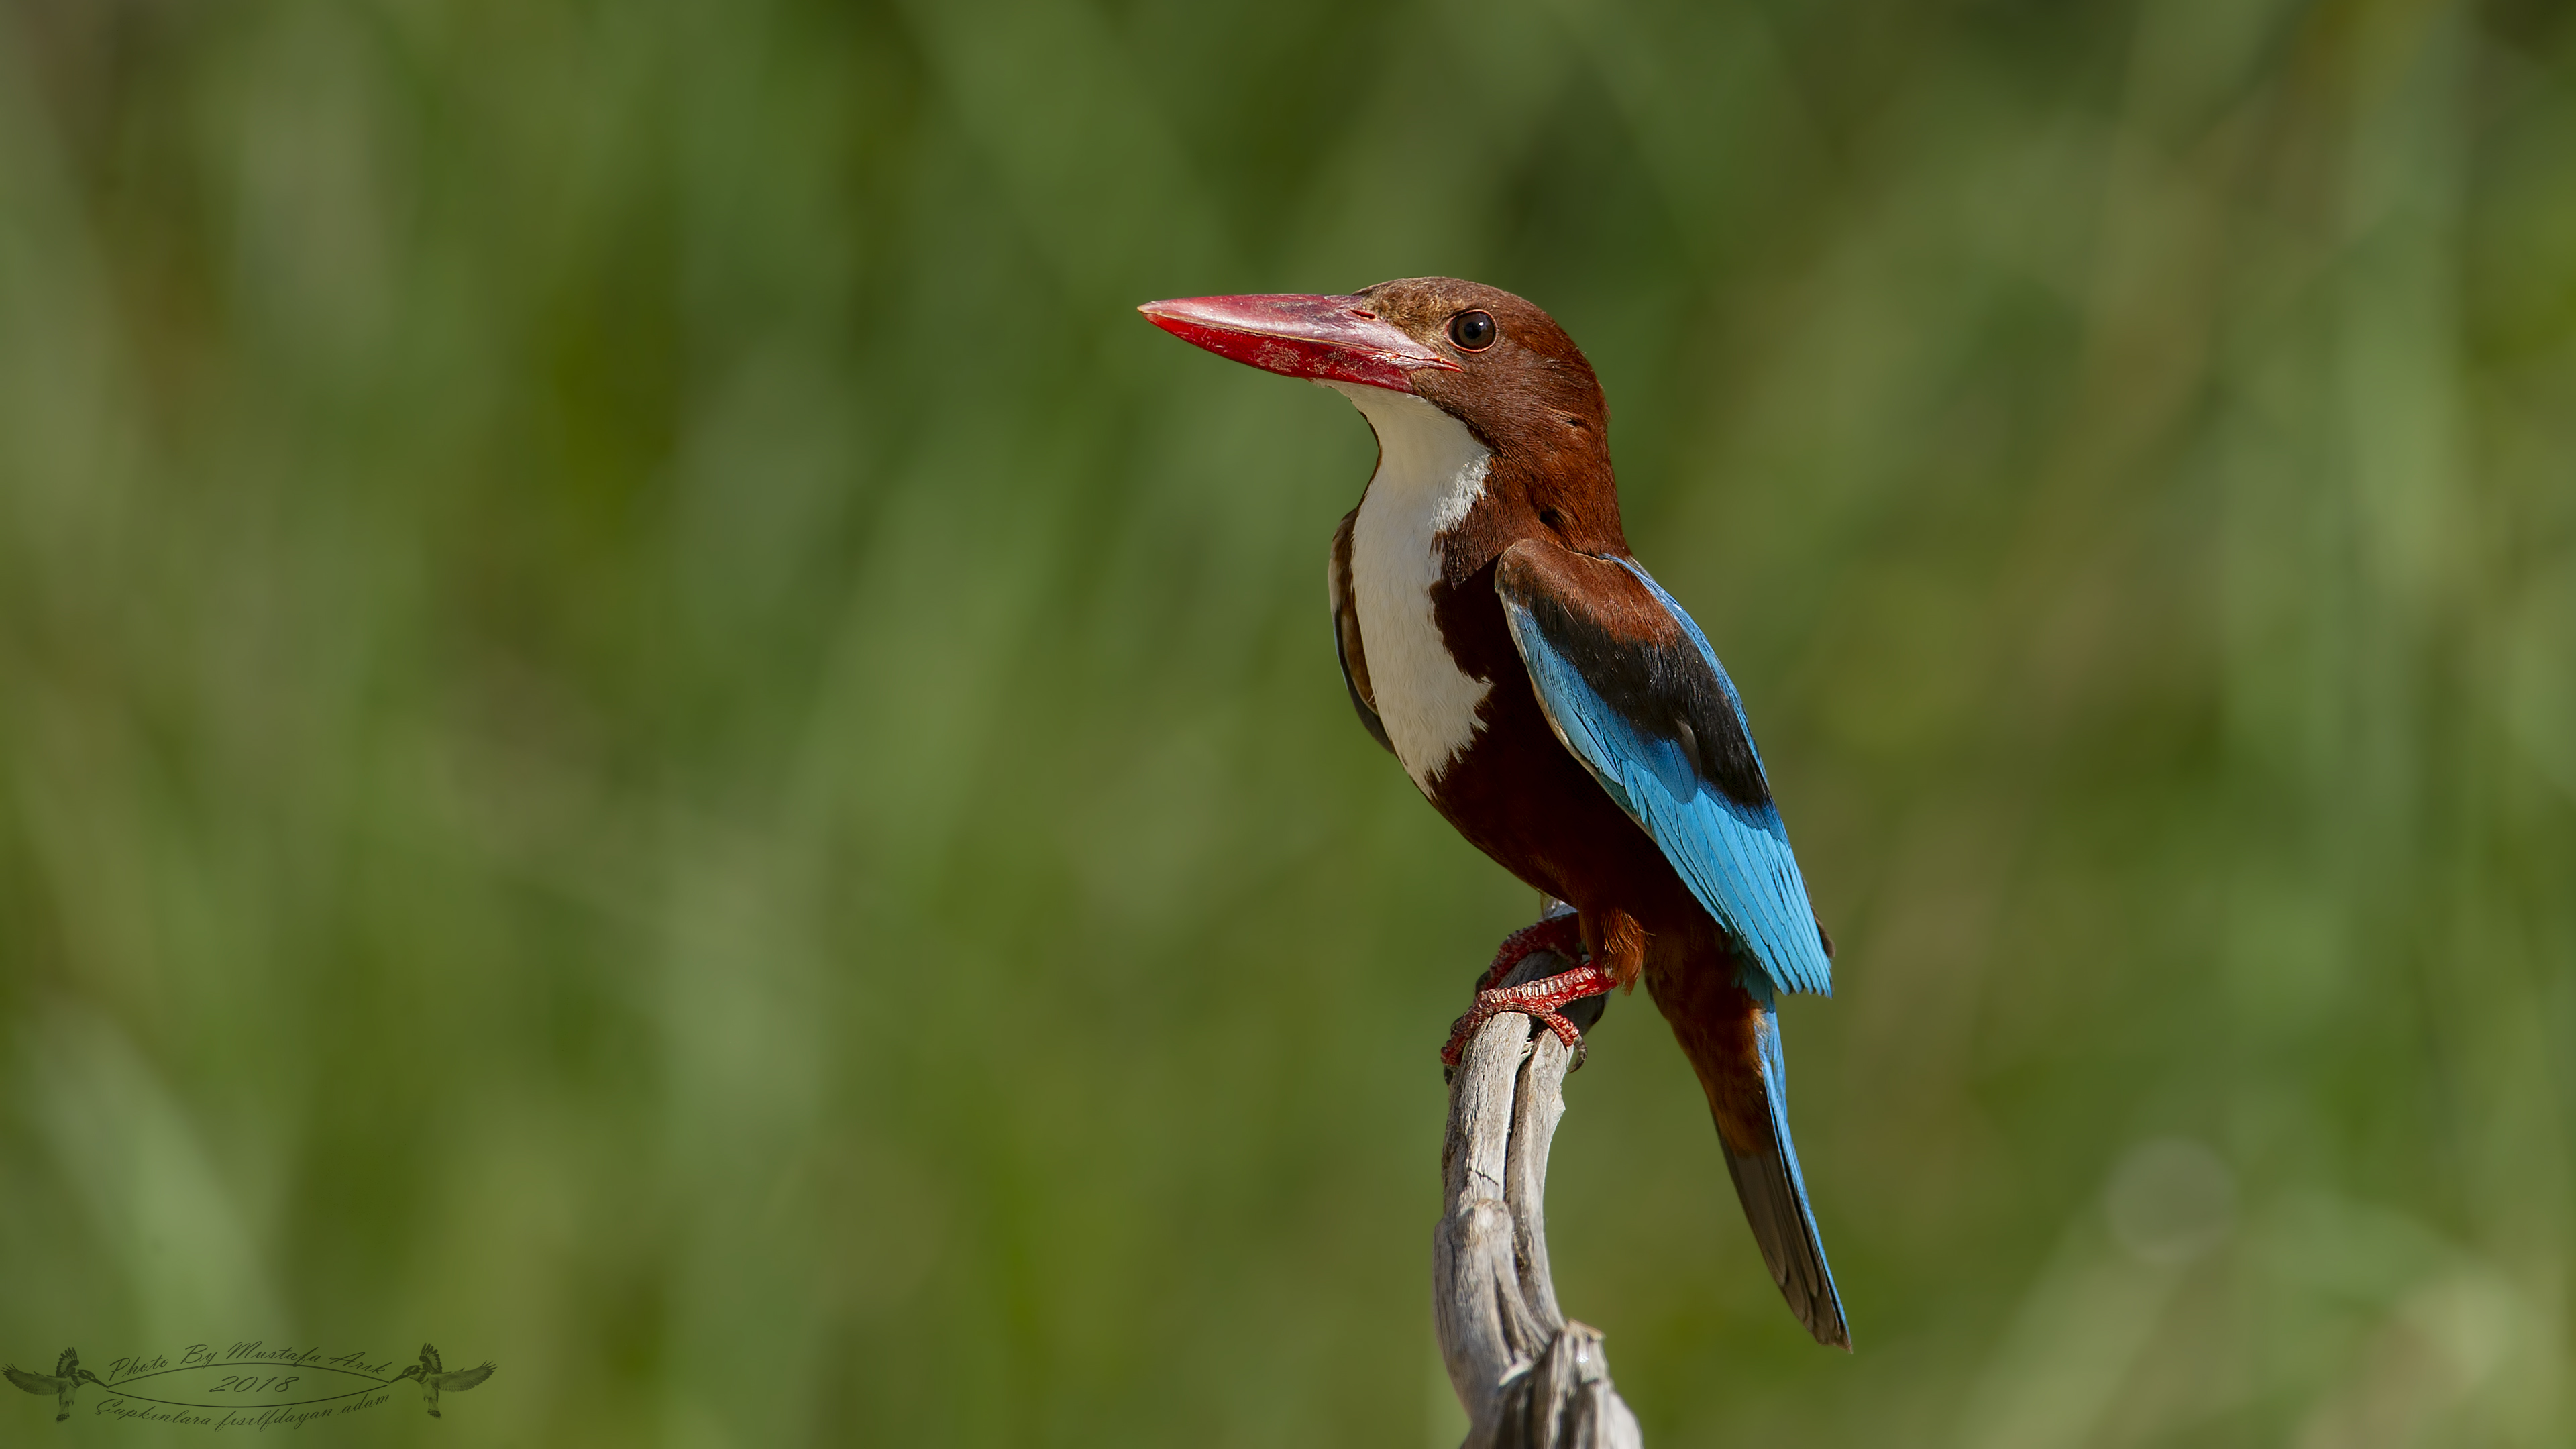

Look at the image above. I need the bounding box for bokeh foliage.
[3,0,2573,1444]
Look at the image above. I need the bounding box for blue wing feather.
[1499,554,1833,998]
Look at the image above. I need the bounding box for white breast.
[1329,382,1494,792]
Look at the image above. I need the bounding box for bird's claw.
[1472,912,1586,994]
[1440,963,1617,1072]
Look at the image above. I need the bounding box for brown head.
[1138,278,1626,556]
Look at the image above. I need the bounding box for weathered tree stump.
[1435,944,1644,1449]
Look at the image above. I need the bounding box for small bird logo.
[390,1343,493,1419]
[5,1348,105,1421]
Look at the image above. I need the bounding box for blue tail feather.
[1718,981,1849,1349]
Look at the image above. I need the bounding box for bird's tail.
[1651,947,1849,1349]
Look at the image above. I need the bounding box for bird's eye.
[1448,310,1496,351]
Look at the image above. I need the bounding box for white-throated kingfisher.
[1139,280,1849,1348]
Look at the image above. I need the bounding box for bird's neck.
[1333,386,1491,549]
[1330,384,1498,790]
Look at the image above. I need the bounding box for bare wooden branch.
[1436,949,1644,1449]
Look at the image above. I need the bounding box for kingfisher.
[1140,280,1849,1348]
[5,1347,104,1421]
[390,1344,494,1418]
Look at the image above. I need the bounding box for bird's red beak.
[1137,293,1459,393]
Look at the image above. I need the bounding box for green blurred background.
[3,0,2573,1444]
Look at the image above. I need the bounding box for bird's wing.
[435,1363,494,1393]
[3,1366,56,1395]
[1495,539,1833,997]
[421,1344,441,1374]
[1328,509,1394,755]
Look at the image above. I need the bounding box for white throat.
[1330,382,1495,791]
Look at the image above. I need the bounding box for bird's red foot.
[1473,912,1587,994]
[1441,963,1619,1069]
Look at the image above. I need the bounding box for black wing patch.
[1497,546,1770,810]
